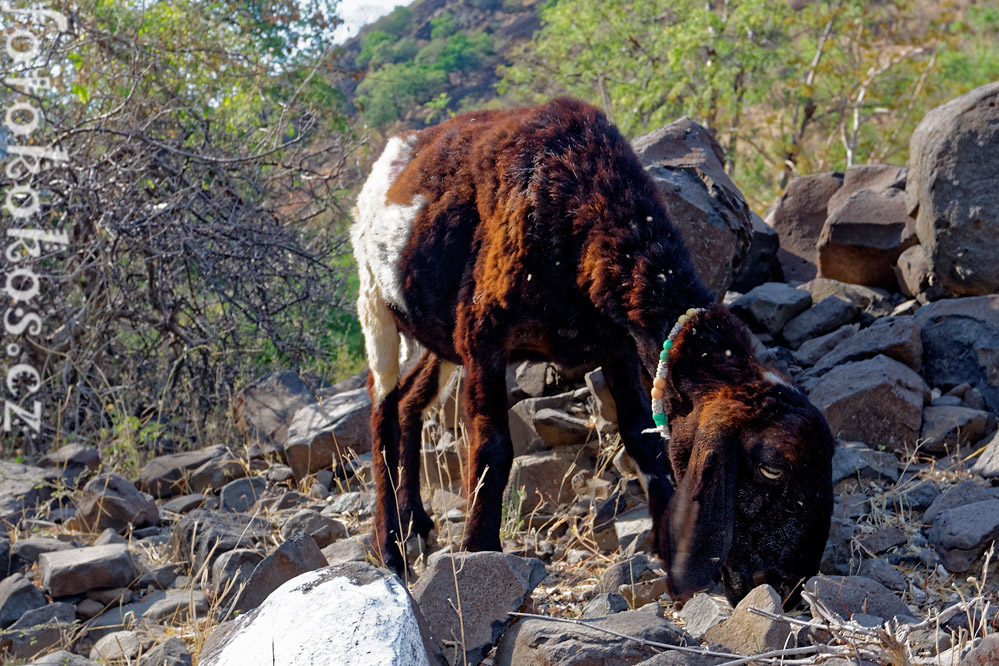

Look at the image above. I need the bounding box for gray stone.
[421,435,464,494]
[858,526,907,555]
[920,405,995,454]
[506,451,590,516]
[0,461,55,527]
[831,440,899,484]
[412,552,545,666]
[280,509,346,548]
[219,476,267,513]
[793,324,860,367]
[924,481,994,526]
[532,408,593,448]
[231,533,328,613]
[833,494,870,519]
[26,649,97,665]
[892,480,939,512]
[3,601,75,660]
[188,453,250,495]
[960,632,999,666]
[328,491,374,516]
[704,584,792,654]
[782,296,860,349]
[894,245,935,299]
[971,429,999,479]
[729,282,812,336]
[804,575,911,621]
[283,388,372,480]
[583,592,630,618]
[678,593,731,640]
[817,187,916,289]
[94,528,127,546]
[495,609,690,666]
[508,392,579,456]
[515,361,550,398]
[613,505,654,556]
[137,564,181,591]
[600,554,654,594]
[160,494,214,514]
[39,544,137,597]
[75,473,159,532]
[767,172,843,282]
[857,558,907,591]
[322,535,370,566]
[200,563,442,666]
[90,629,148,663]
[731,211,781,293]
[821,517,857,575]
[914,295,999,415]
[806,316,922,379]
[138,637,192,666]
[826,164,907,214]
[634,118,753,296]
[907,81,999,295]
[801,278,894,318]
[169,509,270,575]
[0,572,47,628]
[211,549,264,603]
[138,446,228,499]
[927,499,999,573]
[85,591,167,641]
[142,588,208,623]
[807,355,927,452]
[10,537,76,567]
[37,443,100,487]
[584,367,618,424]
[233,370,318,457]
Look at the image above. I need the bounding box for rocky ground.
[0,83,997,666]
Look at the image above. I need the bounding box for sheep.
[350,98,834,607]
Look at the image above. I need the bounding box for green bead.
[660,350,669,361]
[652,412,667,426]
[664,339,673,350]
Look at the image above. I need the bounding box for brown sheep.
[350,98,833,607]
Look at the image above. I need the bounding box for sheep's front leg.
[602,355,675,555]
[460,349,513,553]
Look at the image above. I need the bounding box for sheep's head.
[657,307,834,608]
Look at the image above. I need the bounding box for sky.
[333,0,405,43]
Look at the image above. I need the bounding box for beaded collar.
[650,307,706,438]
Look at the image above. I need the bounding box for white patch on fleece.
[763,371,788,386]
[351,134,427,403]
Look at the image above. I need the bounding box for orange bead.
[651,388,665,400]
[653,377,667,390]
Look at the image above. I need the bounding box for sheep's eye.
[759,465,783,481]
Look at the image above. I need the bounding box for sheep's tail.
[356,274,401,405]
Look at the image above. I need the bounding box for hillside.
[337,0,542,131]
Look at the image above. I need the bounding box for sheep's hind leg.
[369,375,406,576]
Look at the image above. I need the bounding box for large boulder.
[233,371,318,458]
[633,118,753,296]
[907,81,999,295]
[284,388,371,480]
[766,172,843,282]
[75,473,159,532]
[200,563,444,666]
[914,295,999,414]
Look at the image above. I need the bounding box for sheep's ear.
[665,424,737,598]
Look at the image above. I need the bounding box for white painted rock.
[200,563,443,666]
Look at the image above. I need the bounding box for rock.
[729,283,812,336]
[532,408,593,448]
[161,494,214,514]
[515,361,550,398]
[0,461,55,526]
[211,549,264,603]
[37,443,100,487]
[584,367,617,424]
[85,590,168,641]
[858,526,907,555]
[818,187,916,289]
[894,245,935,299]
[619,575,671,608]
[328,491,374,516]
[90,630,148,663]
[2,601,75,660]
[508,392,578,455]
[731,211,781,293]
[283,388,372,480]
[704,584,792,654]
[920,405,995,454]
[907,81,999,295]
[782,296,859,349]
[600,554,654,594]
[831,440,899,484]
[75,473,159,532]
[231,533,328,613]
[169,509,270,575]
[924,481,994,526]
[971,429,999,478]
[914,295,999,414]
[0,573,47,628]
[39,544,138,597]
[0,537,9,577]
[583,592,629,618]
[804,575,912,622]
[793,324,860,367]
[613,505,654,556]
[412,552,545,666]
[679,593,731,640]
[801,278,894,318]
[633,118,753,296]
[495,610,690,666]
[821,517,858,575]
[9,537,75,568]
[807,355,927,452]
[927,499,999,573]
[188,453,248,494]
[143,588,208,623]
[94,528,126,546]
[893,481,939,513]
[26,650,97,665]
[280,509,346,549]
[833,494,870,519]
[961,632,999,665]
[138,637,192,666]
[138,564,181,591]
[201,563,442,666]
[233,371,317,457]
[219,476,267,513]
[806,316,922,380]
[421,435,465,493]
[322,535,370,566]
[826,164,907,214]
[857,558,907,591]
[137,446,227,499]
[506,451,589,516]
[767,172,843,282]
